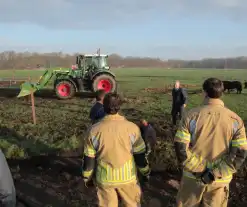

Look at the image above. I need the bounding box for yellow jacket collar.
[103,113,126,121]
[204,98,224,106]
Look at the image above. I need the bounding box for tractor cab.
[76,54,109,71]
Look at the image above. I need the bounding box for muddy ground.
[0,87,246,206]
[9,155,247,207]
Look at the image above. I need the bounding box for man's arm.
[132,129,150,177]
[181,88,188,105]
[172,88,175,98]
[89,106,94,121]
[82,130,98,182]
[212,119,247,178]
[174,115,206,172]
[0,150,16,206]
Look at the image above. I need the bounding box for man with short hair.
[82,93,150,207]
[0,149,16,206]
[174,78,247,207]
[171,80,187,126]
[89,90,106,124]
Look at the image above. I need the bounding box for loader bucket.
[17,82,37,97]
[17,69,53,98]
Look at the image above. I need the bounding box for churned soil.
[8,155,247,207]
[0,88,246,206]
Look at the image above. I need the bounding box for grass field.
[1,68,247,206]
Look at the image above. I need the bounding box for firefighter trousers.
[96,182,141,207]
[176,176,229,207]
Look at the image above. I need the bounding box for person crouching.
[139,119,157,156]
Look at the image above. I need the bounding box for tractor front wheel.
[93,75,116,93]
[55,81,75,99]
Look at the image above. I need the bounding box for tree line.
[0,51,247,69]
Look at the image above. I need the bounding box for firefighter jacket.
[174,98,247,184]
[82,114,150,187]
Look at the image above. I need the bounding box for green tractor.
[17,54,117,99]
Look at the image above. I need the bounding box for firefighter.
[89,89,106,124]
[82,93,150,207]
[139,119,156,156]
[0,149,16,206]
[174,78,247,207]
[171,80,187,126]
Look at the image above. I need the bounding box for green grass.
[1,67,247,88]
[1,68,247,206]
[1,68,247,165]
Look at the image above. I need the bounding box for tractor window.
[97,56,108,68]
[85,57,92,67]
[85,56,108,69]
[90,56,108,69]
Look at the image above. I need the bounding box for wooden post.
[11,70,15,86]
[30,91,36,124]
[24,76,30,102]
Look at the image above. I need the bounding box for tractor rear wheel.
[55,81,75,99]
[92,74,116,93]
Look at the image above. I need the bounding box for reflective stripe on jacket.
[96,158,137,186]
[183,171,232,184]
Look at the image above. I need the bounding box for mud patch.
[143,84,201,95]
[9,152,247,206]
[10,155,180,207]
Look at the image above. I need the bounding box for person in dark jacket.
[89,90,106,124]
[0,149,16,206]
[171,80,187,126]
[139,119,156,156]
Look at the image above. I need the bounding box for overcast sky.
[0,0,247,59]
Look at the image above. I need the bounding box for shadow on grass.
[9,154,180,207]
[9,156,89,207]
[0,126,58,158]
[0,88,95,99]
[0,126,85,206]
[0,126,84,158]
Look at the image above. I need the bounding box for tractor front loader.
[17,54,117,99]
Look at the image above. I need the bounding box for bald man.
[171,81,187,126]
